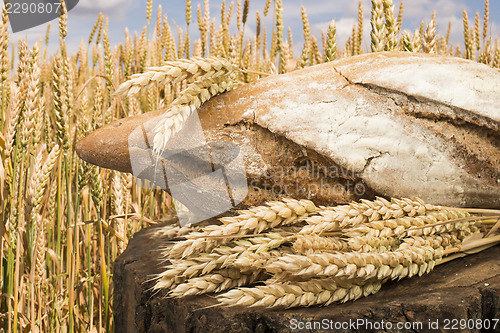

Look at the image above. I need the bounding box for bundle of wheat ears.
[146,196,500,308]
[113,55,500,304]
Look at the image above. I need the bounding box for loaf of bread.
[77,52,500,208]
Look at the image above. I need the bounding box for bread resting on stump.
[76,52,500,208]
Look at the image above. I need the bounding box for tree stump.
[113,223,500,333]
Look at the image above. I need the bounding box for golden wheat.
[168,198,316,259]
[1,0,499,329]
[371,0,385,52]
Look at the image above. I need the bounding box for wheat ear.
[155,233,288,289]
[27,145,61,215]
[402,30,414,52]
[216,278,382,308]
[20,44,41,149]
[493,40,499,68]
[423,11,437,53]
[483,0,489,41]
[167,198,317,259]
[169,268,264,297]
[341,210,471,238]
[4,85,20,157]
[301,197,438,234]
[324,20,337,62]
[293,234,347,254]
[383,0,396,51]
[266,237,453,282]
[114,56,236,96]
[370,0,385,52]
[151,74,237,153]
[0,4,9,82]
[463,10,473,60]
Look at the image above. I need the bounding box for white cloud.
[282,0,358,19]
[401,0,468,21]
[78,0,130,11]
[5,0,498,58]
[71,0,135,20]
[491,22,500,40]
[311,17,358,50]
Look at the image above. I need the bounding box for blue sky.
[8,0,500,56]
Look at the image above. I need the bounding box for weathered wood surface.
[113,223,500,333]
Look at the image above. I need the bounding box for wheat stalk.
[474,11,480,54]
[347,235,401,252]
[149,224,200,239]
[111,172,126,251]
[395,2,404,34]
[370,0,385,52]
[155,233,288,289]
[169,268,264,297]
[413,27,422,52]
[494,40,500,68]
[96,13,104,45]
[301,197,437,234]
[356,0,363,54]
[33,214,47,285]
[266,234,460,282]
[222,1,232,55]
[167,198,316,259]
[20,45,40,149]
[16,40,29,116]
[88,13,101,44]
[383,0,395,51]
[483,0,489,41]
[310,36,322,64]
[52,53,68,147]
[463,10,473,59]
[0,4,9,82]
[263,0,271,17]
[423,11,437,53]
[216,278,382,308]
[324,20,337,62]
[153,195,497,309]
[342,210,471,239]
[151,73,238,153]
[4,85,20,157]
[114,56,236,96]
[232,246,294,271]
[90,166,104,210]
[27,145,61,215]
[293,234,347,254]
[146,0,152,24]
[402,30,414,52]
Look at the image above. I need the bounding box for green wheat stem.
[1,83,5,132]
[55,149,63,296]
[64,153,74,333]
[149,191,155,219]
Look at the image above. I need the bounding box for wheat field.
[0,0,499,331]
